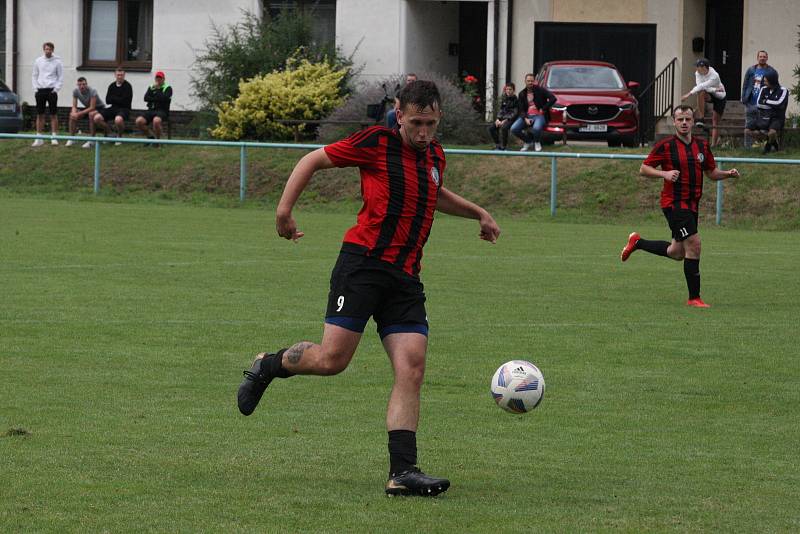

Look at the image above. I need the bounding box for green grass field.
[2,198,799,532]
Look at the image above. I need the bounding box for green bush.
[211,58,348,141]
[317,71,486,145]
[190,9,354,110]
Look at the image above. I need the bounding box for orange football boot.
[686,297,711,308]
[620,232,640,262]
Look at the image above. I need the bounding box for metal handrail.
[637,57,678,144]
[2,132,798,225]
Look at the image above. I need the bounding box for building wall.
[553,0,644,22]
[337,0,403,83]
[509,0,551,86]
[743,0,797,113]
[680,0,705,95]
[404,1,459,78]
[12,0,259,110]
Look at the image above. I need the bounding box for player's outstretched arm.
[436,187,501,243]
[707,167,739,181]
[276,148,336,242]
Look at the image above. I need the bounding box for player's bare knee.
[395,359,426,386]
[313,345,351,375]
[318,355,349,375]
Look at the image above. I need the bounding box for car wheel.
[622,133,639,148]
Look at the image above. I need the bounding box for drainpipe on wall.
[485,0,496,121]
[11,0,17,93]
[505,0,513,84]
[491,0,499,117]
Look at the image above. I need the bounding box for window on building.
[82,0,153,70]
[265,0,336,48]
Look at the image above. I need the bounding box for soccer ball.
[490,360,545,413]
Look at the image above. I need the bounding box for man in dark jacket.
[510,73,557,152]
[93,67,133,144]
[135,71,173,147]
[487,83,518,150]
[745,68,788,154]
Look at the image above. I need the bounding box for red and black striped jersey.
[323,126,445,277]
[643,135,716,211]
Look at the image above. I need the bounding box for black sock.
[388,430,417,476]
[684,258,701,299]
[265,348,294,378]
[636,238,670,257]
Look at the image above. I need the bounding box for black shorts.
[709,93,726,115]
[755,115,784,132]
[141,110,168,124]
[325,251,428,338]
[100,107,130,122]
[663,208,698,241]
[35,88,58,115]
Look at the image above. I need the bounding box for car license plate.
[579,124,607,132]
[0,104,15,111]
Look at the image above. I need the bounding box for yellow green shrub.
[212,58,347,140]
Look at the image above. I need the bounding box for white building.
[3,1,798,119]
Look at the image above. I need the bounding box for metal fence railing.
[2,132,798,225]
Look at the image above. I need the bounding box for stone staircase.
[654,100,747,147]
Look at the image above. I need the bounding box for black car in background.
[0,81,24,133]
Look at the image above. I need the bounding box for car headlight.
[619,102,636,111]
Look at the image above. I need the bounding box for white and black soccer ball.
[490,360,545,413]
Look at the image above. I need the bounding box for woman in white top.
[681,58,727,147]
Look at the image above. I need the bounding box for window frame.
[80,0,153,72]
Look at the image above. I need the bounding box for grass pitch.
[1,198,799,532]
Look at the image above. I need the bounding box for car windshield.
[546,66,624,90]
[0,81,10,92]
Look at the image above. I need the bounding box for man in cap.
[136,71,172,147]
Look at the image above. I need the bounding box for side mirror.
[627,81,640,90]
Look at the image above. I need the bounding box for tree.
[212,58,348,141]
[190,9,354,110]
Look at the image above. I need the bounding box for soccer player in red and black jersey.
[620,105,739,308]
[237,81,501,496]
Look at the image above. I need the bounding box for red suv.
[535,60,640,147]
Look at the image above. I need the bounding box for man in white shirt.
[681,58,726,147]
[681,58,727,147]
[31,42,64,147]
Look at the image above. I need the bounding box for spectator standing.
[510,73,557,152]
[487,83,518,150]
[681,58,726,147]
[67,77,105,148]
[31,42,64,147]
[741,51,771,149]
[93,67,133,145]
[747,68,788,154]
[136,71,172,147]
[386,73,418,129]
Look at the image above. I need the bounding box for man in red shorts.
[238,80,501,496]
[620,105,739,308]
